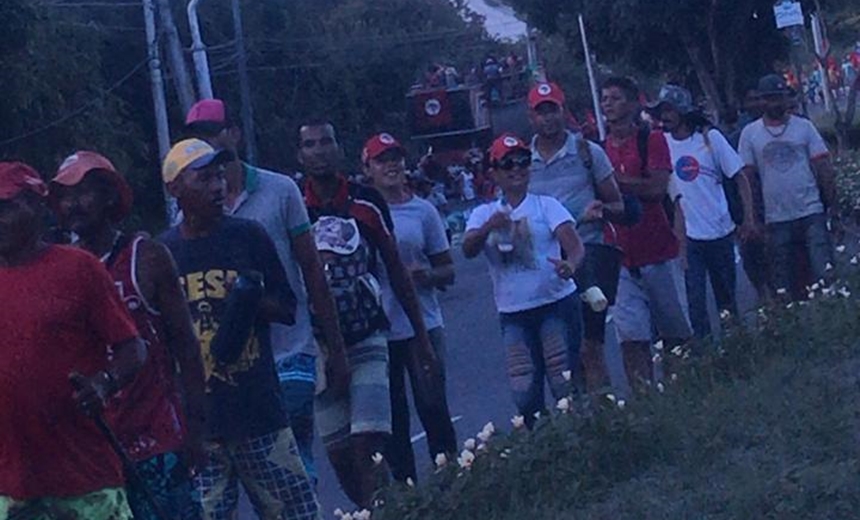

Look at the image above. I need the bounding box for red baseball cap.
[362,133,405,163]
[185,99,227,126]
[51,151,133,221]
[528,82,566,109]
[488,133,530,163]
[0,162,47,200]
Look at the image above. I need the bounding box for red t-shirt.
[0,246,138,500]
[605,130,679,268]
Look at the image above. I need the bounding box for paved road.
[242,242,759,518]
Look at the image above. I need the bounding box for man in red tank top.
[51,152,207,520]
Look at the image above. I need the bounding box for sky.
[465,0,528,41]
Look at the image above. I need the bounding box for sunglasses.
[496,154,531,170]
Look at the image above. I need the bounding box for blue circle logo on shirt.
[675,156,700,182]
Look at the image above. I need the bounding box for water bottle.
[210,271,264,365]
[496,198,514,253]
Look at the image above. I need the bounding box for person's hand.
[410,268,436,290]
[738,220,763,243]
[181,434,208,476]
[413,333,440,383]
[483,211,511,232]
[580,200,604,222]
[548,258,576,280]
[69,371,114,416]
[828,209,845,244]
[325,350,351,398]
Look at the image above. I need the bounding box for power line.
[0,57,149,149]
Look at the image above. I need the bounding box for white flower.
[334,509,345,518]
[822,286,834,297]
[562,370,572,381]
[786,302,794,309]
[617,399,627,410]
[671,345,684,356]
[341,514,353,520]
[810,282,821,291]
[477,430,492,443]
[371,452,384,465]
[719,309,731,320]
[657,382,665,393]
[457,449,476,469]
[533,411,541,420]
[670,373,678,382]
[606,393,617,403]
[482,422,496,436]
[356,511,372,520]
[463,438,476,451]
[511,415,525,429]
[556,397,571,413]
[653,340,664,351]
[652,353,662,364]
[808,292,816,300]
[836,244,846,253]
[434,453,448,468]
[500,451,509,459]
[825,262,834,272]
[839,287,852,298]
[405,478,415,488]
[851,256,859,266]
[477,443,487,452]
[777,288,788,295]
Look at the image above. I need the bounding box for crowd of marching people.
[0,68,841,519]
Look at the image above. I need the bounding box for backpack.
[702,128,745,226]
[576,135,642,227]
[310,199,388,345]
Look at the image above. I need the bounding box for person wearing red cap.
[298,120,439,507]
[185,99,348,486]
[50,151,207,520]
[362,133,458,483]
[463,134,585,426]
[527,81,625,392]
[600,77,693,391]
[0,162,146,519]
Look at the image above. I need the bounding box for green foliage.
[372,263,860,519]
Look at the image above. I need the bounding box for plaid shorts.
[315,332,391,447]
[196,428,320,520]
[1,487,132,520]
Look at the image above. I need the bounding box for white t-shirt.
[466,194,577,313]
[738,116,829,224]
[665,129,744,240]
[379,196,450,341]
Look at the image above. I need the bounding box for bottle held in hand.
[495,199,514,253]
[210,271,264,365]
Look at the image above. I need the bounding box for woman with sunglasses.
[463,133,585,425]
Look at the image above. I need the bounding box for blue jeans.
[686,234,737,339]
[499,294,583,423]
[767,213,832,296]
[277,353,317,485]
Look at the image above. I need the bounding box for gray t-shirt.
[529,131,614,244]
[226,164,315,361]
[379,196,449,341]
[738,116,829,224]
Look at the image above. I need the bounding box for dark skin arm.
[411,250,455,291]
[291,230,349,395]
[139,240,207,468]
[581,176,625,222]
[733,169,761,242]
[672,198,688,270]
[71,337,146,415]
[548,222,585,278]
[616,169,671,202]
[811,155,843,241]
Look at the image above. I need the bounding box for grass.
[365,280,860,519]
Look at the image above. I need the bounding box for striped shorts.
[315,332,391,447]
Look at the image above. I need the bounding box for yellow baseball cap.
[161,138,233,184]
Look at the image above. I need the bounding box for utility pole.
[232,0,257,163]
[157,0,196,112]
[579,14,606,141]
[142,0,177,222]
[188,0,214,99]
